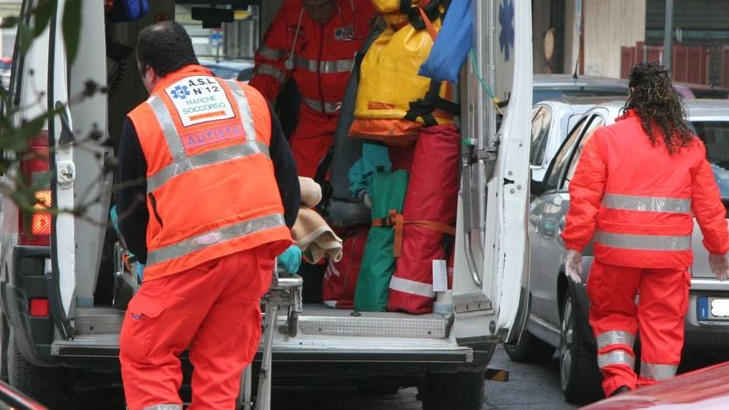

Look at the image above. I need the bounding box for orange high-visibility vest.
[563,110,729,268]
[128,65,292,281]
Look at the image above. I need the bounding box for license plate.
[711,299,729,317]
[697,296,729,321]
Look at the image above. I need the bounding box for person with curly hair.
[560,61,729,397]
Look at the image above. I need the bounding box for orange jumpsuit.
[250,0,375,178]
[562,109,729,396]
[118,65,293,410]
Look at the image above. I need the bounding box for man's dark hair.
[623,61,693,154]
[136,20,198,77]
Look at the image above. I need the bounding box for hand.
[709,253,729,281]
[564,249,583,284]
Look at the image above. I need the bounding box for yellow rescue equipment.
[350,0,459,147]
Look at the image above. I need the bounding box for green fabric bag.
[354,169,409,312]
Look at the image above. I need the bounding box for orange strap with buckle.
[372,209,455,257]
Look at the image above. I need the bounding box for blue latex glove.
[110,206,144,282]
[277,245,302,274]
[135,263,145,282]
[109,205,120,232]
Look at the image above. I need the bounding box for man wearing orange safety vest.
[115,21,300,410]
[561,62,729,398]
[250,0,375,179]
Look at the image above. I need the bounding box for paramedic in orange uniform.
[249,0,375,178]
[115,21,300,410]
[561,62,729,398]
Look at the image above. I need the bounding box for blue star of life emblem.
[170,85,190,100]
[499,0,515,61]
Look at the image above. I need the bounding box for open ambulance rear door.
[48,0,111,338]
[452,0,532,346]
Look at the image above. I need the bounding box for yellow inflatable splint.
[350,0,458,147]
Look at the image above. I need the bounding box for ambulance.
[0,1,532,409]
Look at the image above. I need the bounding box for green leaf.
[18,23,34,54]
[3,115,47,151]
[0,16,19,29]
[32,0,56,39]
[62,0,81,64]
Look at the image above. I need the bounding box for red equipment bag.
[322,227,369,309]
[387,124,460,313]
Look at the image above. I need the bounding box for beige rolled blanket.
[292,207,343,264]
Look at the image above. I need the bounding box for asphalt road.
[484,344,580,410]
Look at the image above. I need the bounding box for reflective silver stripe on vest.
[303,97,343,114]
[294,56,355,73]
[253,64,286,83]
[594,231,691,251]
[602,194,691,213]
[389,276,435,298]
[141,405,183,410]
[146,142,269,193]
[145,83,267,193]
[597,350,635,369]
[640,362,677,381]
[257,45,285,61]
[224,80,258,143]
[147,214,286,266]
[596,330,635,350]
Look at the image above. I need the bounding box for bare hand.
[564,249,583,284]
[709,253,729,281]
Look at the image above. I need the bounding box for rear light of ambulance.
[18,132,51,246]
[29,298,49,317]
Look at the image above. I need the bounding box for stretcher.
[237,261,303,410]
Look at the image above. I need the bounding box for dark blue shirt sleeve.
[269,104,300,227]
[115,118,149,264]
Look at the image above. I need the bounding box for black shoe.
[610,386,632,397]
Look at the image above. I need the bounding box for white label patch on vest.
[167,76,235,127]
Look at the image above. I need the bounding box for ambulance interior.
[101,1,460,342]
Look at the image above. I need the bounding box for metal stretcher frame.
[238,261,304,410]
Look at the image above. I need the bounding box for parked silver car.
[530,98,612,183]
[509,99,729,405]
[533,74,628,105]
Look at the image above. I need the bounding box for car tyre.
[559,295,604,404]
[419,371,484,410]
[504,329,555,363]
[7,328,64,409]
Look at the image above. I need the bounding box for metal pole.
[662,0,674,69]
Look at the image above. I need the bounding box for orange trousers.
[119,249,273,410]
[288,106,338,179]
[586,260,690,396]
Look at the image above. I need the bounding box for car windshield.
[693,120,729,198]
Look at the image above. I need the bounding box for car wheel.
[559,295,604,404]
[504,330,555,363]
[7,328,64,409]
[419,371,484,410]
